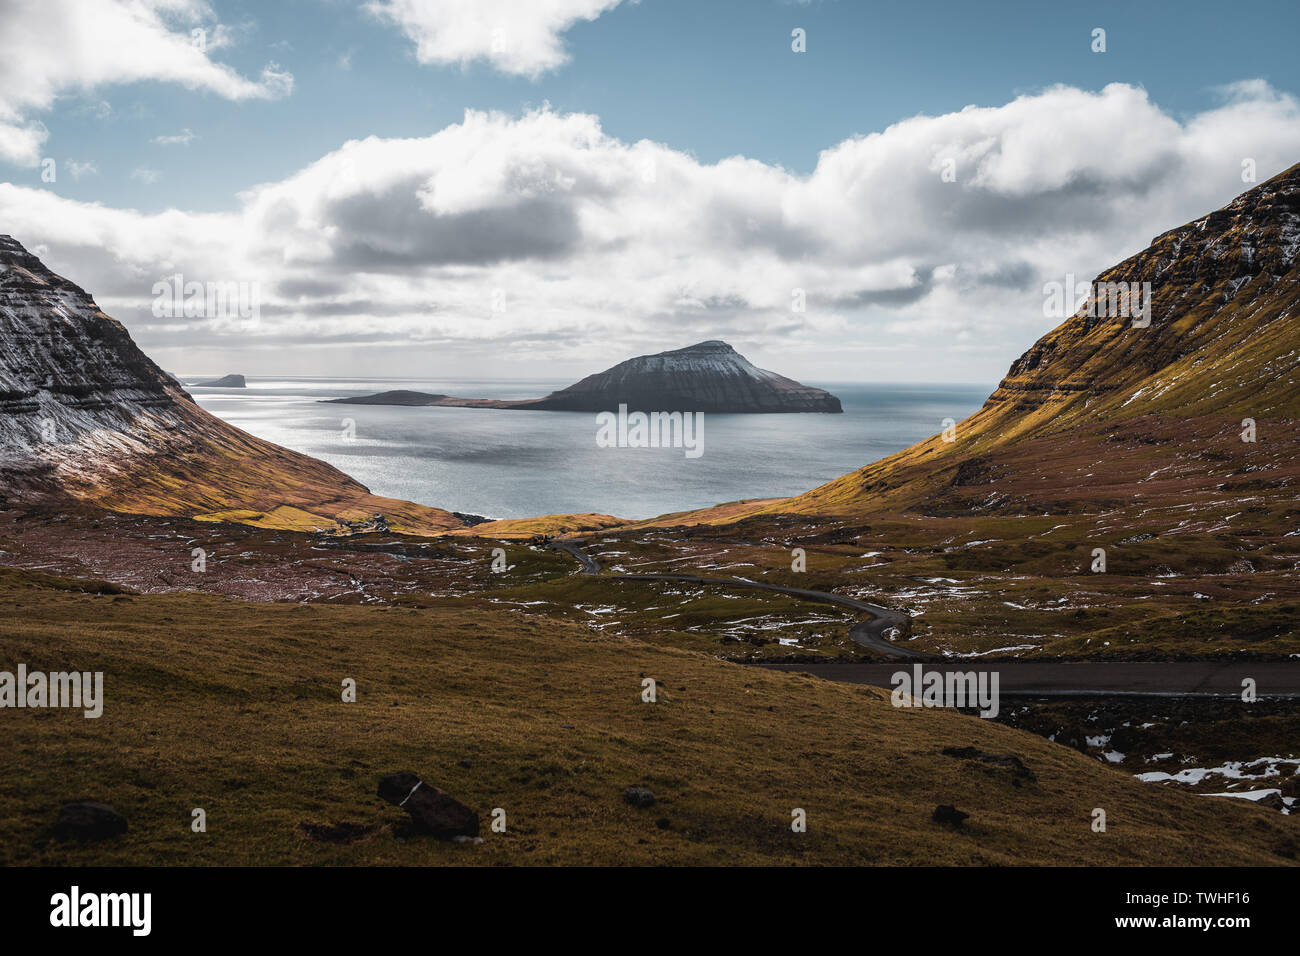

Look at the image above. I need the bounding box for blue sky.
[23,0,1300,212]
[2,0,1299,381]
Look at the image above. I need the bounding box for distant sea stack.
[326,341,843,414]
[189,374,245,388]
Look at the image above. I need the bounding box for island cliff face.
[325,340,843,413]
[0,235,463,534]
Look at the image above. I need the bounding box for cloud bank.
[1,81,1297,379]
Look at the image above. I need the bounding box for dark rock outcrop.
[1255,792,1287,812]
[623,786,656,808]
[377,771,479,839]
[932,804,969,827]
[0,235,180,423]
[52,801,128,842]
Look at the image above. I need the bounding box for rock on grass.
[378,771,479,840]
[52,802,128,843]
[624,786,656,808]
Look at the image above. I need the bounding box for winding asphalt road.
[546,539,1300,697]
[552,538,934,661]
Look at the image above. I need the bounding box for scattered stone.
[458,758,473,769]
[655,817,672,830]
[624,786,656,808]
[378,771,479,840]
[1279,775,1300,798]
[451,835,485,845]
[52,801,128,843]
[932,804,969,827]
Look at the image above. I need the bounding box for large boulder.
[932,804,969,828]
[377,771,478,839]
[52,801,128,842]
[623,786,656,808]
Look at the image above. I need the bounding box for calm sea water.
[189,378,992,521]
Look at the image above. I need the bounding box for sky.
[2,0,1299,383]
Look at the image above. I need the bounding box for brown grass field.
[2,566,1296,866]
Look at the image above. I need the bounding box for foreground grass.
[0,567,1296,866]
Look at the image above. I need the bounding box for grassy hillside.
[1,566,1295,865]
[610,163,1300,532]
[74,397,468,536]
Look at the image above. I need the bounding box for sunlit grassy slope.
[615,162,1300,532]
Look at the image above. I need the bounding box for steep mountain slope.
[526,340,842,413]
[633,162,1300,527]
[0,236,463,534]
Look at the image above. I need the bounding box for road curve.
[547,538,933,661]
[545,540,1300,695]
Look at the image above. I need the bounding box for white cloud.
[1,82,1297,381]
[130,167,161,184]
[366,0,624,77]
[65,160,98,180]
[0,0,293,166]
[153,128,197,146]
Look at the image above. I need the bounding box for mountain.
[327,340,843,413]
[578,164,1300,663]
[0,236,463,534]
[628,161,1300,528]
[525,340,842,413]
[189,374,246,388]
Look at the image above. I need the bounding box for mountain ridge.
[0,236,464,534]
[611,161,1300,530]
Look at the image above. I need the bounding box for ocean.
[189,378,993,521]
